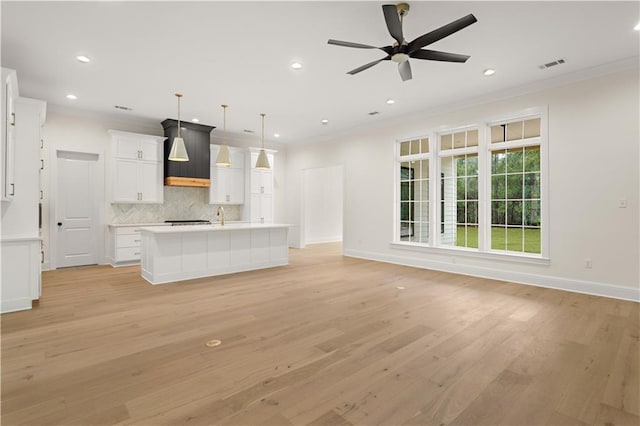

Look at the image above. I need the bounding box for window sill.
[390,241,551,265]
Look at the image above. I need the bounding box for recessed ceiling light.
[321,119,329,124]
[273,133,280,138]
[386,99,395,105]
[635,22,640,31]
[66,94,77,100]
[76,55,90,63]
[191,118,199,123]
[483,68,496,76]
[291,62,303,70]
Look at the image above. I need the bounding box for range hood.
[162,119,215,187]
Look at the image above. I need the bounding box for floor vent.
[539,58,566,70]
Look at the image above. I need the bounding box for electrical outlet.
[584,258,592,269]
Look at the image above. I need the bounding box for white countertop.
[108,223,168,228]
[138,223,291,234]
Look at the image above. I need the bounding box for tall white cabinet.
[1,67,46,313]
[109,130,164,203]
[209,145,245,204]
[242,149,275,223]
[1,68,18,202]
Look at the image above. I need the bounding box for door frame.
[49,148,105,269]
[299,164,345,249]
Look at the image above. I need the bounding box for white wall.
[303,165,343,245]
[285,67,640,301]
[41,109,287,269]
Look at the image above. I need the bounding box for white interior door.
[56,151,99,267]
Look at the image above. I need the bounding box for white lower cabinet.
[1,238,41,313]
[109,226,144,266]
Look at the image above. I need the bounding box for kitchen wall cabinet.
[109,130,164,204]
[242,149,275,223]
[1,68,18,202]
[209,145,245,205]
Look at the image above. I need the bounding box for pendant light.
[168,93,189,162]
[215,104,232,166]
[255,113,271,169]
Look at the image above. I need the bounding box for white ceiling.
[2,1,638,144]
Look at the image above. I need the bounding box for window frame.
[393,106,549,261]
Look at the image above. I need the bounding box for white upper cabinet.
[243,149,275,223]
[209,145,245,205]
[109,130,165,204]
[1,68,18,202]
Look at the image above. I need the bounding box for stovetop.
[164,220,212,226]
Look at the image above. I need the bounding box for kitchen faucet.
[216,206,225,226]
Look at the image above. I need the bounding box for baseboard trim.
[343,249,639,302]
[305,237,343,245]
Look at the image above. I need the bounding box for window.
[395,110,546,259]
[398,138,430,243]
[489,118,542,254]
[438,129,479,249]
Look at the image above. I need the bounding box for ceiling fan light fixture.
[391,53,409,63]
[216,104,232,167]
[483,68,496,76]
[169,93,189,162]
[255,113,271,170]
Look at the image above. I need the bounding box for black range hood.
[162,119,215,187]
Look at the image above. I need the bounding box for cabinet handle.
[40,160,44,170]
[41,251,44,263]
[9,183,14,196]
[41,139,44,149]
[134,240,141,243]
[40,190,43,199]
[261,186,264,193]
[10,112,15,126]
[134,252,140,256]
[226,194,230,202]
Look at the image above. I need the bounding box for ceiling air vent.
[243,129,254,133]
[539,58,566,70]
[114,105,133,111]
[368,111,380,116]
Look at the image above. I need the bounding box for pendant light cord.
[260,113,266,148]
[176,93,183,138]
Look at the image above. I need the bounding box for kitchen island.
[139,223,289,284]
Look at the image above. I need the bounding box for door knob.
[57,222,62,226]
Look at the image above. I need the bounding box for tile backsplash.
[110,186,241,224]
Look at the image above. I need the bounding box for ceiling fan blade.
[328,39,394,55]
[328,39,381,49]
[347,57,389,75]
[411,49,470,63]
[408,14,477,53]
[399,60,412,81]
[382,4,404,45]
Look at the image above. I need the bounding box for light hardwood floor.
[1,243,638,425]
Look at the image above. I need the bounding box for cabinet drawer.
[116,246,141,261]
[115,227,142,236]
[117,233,141,248]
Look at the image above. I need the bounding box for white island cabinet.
[139,223,289,285]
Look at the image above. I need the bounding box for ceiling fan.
[328,3,477,81]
